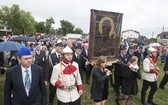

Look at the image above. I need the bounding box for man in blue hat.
[4,47,47,105]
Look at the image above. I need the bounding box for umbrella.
[149,43,161,47]
[12,36,36,42]
[39,38,50,42]
[0,41,24,52]
[129,38,145,45]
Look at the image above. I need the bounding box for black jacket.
[4,64,47,105]
[121,65,140,95]
[47,53,61,81]
[91,67,109,101]
[163,56,168,71]
[72,54,86,71]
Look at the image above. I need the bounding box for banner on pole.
[88,9,123,62]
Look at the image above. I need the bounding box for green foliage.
[56,28,63,35]
[0,4,84,35]
[20,11,36,35]
[45,17,55,34]
[0,4,36,35]
[49,27,56,35]
[56,20,83,35]
[36,18,55,34]
[74,28,83,34]
[35,21,45,33]
[149,38,157,42]
[0,20,4,29]
[139,35,148,41]
[59,20,75,35]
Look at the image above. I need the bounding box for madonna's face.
[102,20,111,34]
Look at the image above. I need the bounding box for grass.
[0,59,168,105]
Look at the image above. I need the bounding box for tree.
[0,5,11,29]
[139,35,148,41]
[45,17,55,34]
[50,27,56,35]
[149,38,157,43]
[56,28,63,35]
[73,28,83,34]
[35,21,45,33]
[59,20,75,36]
[20,10,36,35]
[0,4,36,35]
[0,20,4,29]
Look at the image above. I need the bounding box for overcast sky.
[0,0,168,38]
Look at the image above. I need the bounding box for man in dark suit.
[4,47,47,105]
[134,46,142,67]
[30,47,48,86]
[114,46,130,105]
[35,45,47,68]
[81,42,92,84]
[73,45,87,82]
[159,55,168,89]
[47,42,64,105]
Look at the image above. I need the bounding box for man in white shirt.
[4,47,47,105]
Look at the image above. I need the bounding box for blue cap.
[17,47,32,57]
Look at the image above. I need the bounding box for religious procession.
[0,2,168,105]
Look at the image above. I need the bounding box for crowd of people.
[1,37,168,105]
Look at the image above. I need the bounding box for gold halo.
[98,17,116,39]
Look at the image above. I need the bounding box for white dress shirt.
[21,66,32,95]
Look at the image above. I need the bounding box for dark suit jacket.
[33,55,44,67]
[4,64,47,105]
[35,51,47,81]
[81,49,93,73]
[72,54,86,71]
[46,53,60,93]
[134,50,141,67]
[35,51,46,68]
[163,56,168,71]
[81,48,88,59]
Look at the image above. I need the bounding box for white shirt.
[21,66,32,95]
[75,53,78,58]
[56,52,60,58]
[84,49,88,56]
[36,50,40,55]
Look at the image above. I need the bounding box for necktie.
[77,55,79,61]
[58,54,61,61]
[32,57,35,63]
[25,70,31,96]
[37,51,40,55]
[85,49,88,56]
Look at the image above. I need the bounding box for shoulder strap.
[147,56,160,72]
[49,55,53,67]
[60,62,76,78]
[60,62,64,81]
